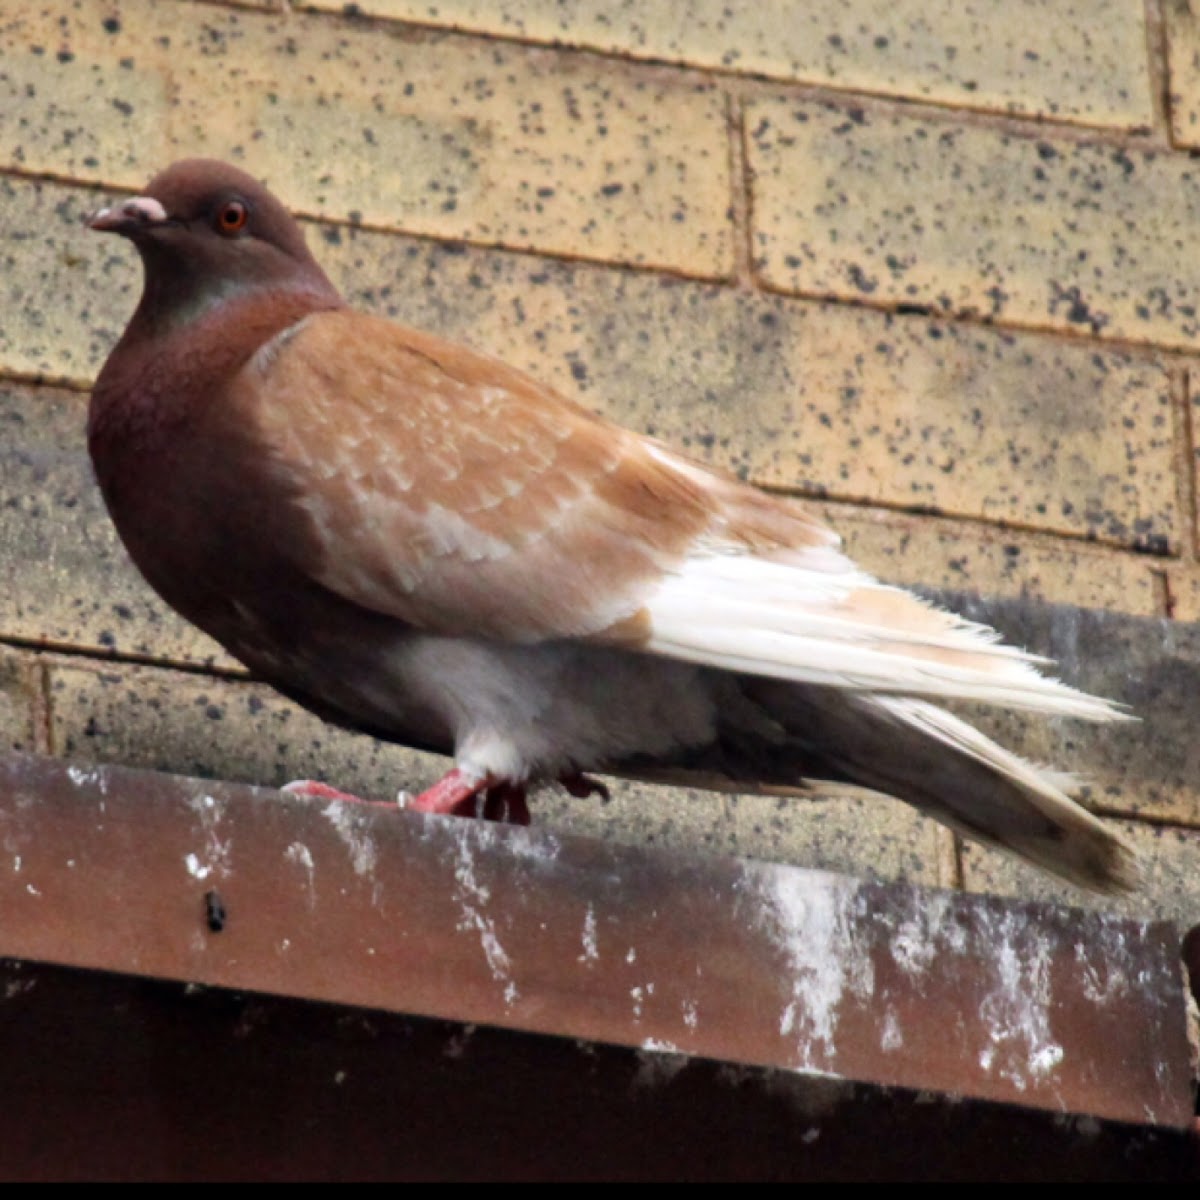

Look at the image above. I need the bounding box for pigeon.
[86,159,1137,892]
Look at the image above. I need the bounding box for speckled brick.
[748,97,1200,350]
[3,172,1178,551]
[45,658,938,880]
[823,504,1163,617]
[0,648,38,755]
[1165,0,1200,148]
[48,659,435,797]
[542,777,944,887]
[717,789,945,887]
[0,0,731,276]
[962,819,1200,931]
[0,175,128,384]
[1165,565,1200,622]
[942,595,1200,826]
[323,0,1154,129]
[0,381,232,666]
[0,4,172,176]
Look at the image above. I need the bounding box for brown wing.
[232,309,837,644]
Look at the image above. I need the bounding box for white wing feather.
[642,547,1126,722]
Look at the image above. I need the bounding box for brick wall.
[1,0,1198,925]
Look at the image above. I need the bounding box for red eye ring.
[216,199,248,235]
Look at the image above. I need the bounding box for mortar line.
[1174,364,1198,561]
[724,90,755,290]
[1144,0,1177,146]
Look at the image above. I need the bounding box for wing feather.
[239,310,1124,721]
[237,311,720,639]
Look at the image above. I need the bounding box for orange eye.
[216,200,248,235]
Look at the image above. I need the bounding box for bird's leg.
[407,770,532,825]
[558,771,611,801]
[405,767,493,815]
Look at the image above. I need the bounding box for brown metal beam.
[0,753,1195,1178]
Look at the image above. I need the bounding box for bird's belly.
[275,632,725,783]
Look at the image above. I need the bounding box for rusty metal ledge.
[0,752,1196,1180]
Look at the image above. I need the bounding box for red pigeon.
[87,159,1137,892]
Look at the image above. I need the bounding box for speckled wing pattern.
[237,308,1118,722]
[237,308,828,638]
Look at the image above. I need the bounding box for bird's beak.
[86,195,170,236]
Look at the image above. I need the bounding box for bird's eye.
[216,200,248,236]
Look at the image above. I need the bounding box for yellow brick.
[963,819,1200,928]
[822,504,1163,617]
[718,788,945,886]
[538,777,944,883]
[325,0,1154,129]
[1165,564,1200,621]
[0,174,133,384]
[0,647,38,754]
[748,97,1200,349]
[0,13,173,175]
[47,658,437,797]
[0,0,731,275]
[3,174,1178,550]
[1165,0,1200,148]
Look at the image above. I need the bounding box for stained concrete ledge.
[0,753,1195,1179]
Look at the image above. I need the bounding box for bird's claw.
[558,771,611,801]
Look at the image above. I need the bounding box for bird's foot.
[403,768,531,826]
[558,771,611,801]
[281,779,394,808]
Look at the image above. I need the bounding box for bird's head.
[88,159,341,331]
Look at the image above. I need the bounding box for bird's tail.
[832,693,1137,892]
[646,681,1139,894]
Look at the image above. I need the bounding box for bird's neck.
[130,237,342,341]
[88,284,344,462]
[133,269,263,336]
